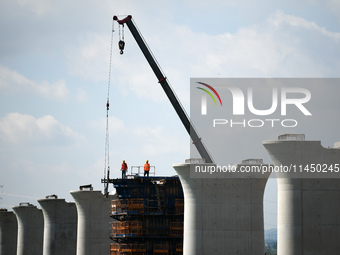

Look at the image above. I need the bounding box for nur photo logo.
[196,82,223,115]
[195,80,312,128]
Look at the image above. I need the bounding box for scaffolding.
[112,221,143,237]
[110,176,183,254]
[174,199,184,215]
[176,244,183,254]
[111,199,144,215]
[111,198,167,216]
[153,244,169,254]
[110,243,146,255]
[145,199,161,214]
[170,222,183,237]
[110,243,184,255]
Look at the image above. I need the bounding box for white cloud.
[116,63,165,102]
[15,0,52,16]
[66,33,111,82]
[76,88,87,103]
[109,116,125,134]
[269,10,340,38]
[327,0,340,18]
[113,10,340,102]
[0,113,83,146]
[175,10,340,77]
[0,65,69,100]
[90,116,125,135]
[63,10,338,107]
[132,125,188,156]
[65,30,167,101]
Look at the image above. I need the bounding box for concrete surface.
[70,190,114,255]
[263,136,340,255]
[173,160,270,255]
[13,203,44,255]
[0,209,18,255]
[38,197,77,255]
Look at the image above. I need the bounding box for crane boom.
[113,15,213,163]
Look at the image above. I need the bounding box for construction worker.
[144,160,150,177]
[121,160,128,179]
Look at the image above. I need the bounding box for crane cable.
[104,20,115,196]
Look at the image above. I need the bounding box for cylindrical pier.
[0,209,18,255]
[263,135,340,255]
[70,189,114,255]
[173,160,270,255]
[13,203,44,255]
[38,195,77,255]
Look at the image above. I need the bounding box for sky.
[0,0,339,230]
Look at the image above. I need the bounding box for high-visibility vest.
[144,163,150,171]
[121,163,128,171]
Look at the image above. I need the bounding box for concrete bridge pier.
[13,203,44,255]
[70,188,114,255]
[0,209,18,255]
[38,195,77,255]
[263,135,340,255]
[173,159,270,255]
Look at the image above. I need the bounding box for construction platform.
[103,175,184,255]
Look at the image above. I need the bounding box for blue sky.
[1,0,339,230]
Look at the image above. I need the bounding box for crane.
[113,15,213,164]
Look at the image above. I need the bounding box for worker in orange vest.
[121,160,128,179]
[144,160,150,177]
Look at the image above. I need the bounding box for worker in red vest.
[121,160,128,179]
[144,160,150,177]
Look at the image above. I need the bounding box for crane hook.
[118,40,125,55]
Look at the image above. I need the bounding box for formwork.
[106,176,184,255]
[112,221,143,237]
[110,243,146,255]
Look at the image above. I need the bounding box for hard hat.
[123,160,125,163]
[146,160,149,162]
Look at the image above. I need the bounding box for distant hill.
[265,228,277,241]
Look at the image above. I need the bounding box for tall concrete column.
[38,196,77,255]
[173,160,270,255]
[263,135,340,255]
[13,203,44,255]
[70,189,113,255]
[0,209,18,255]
